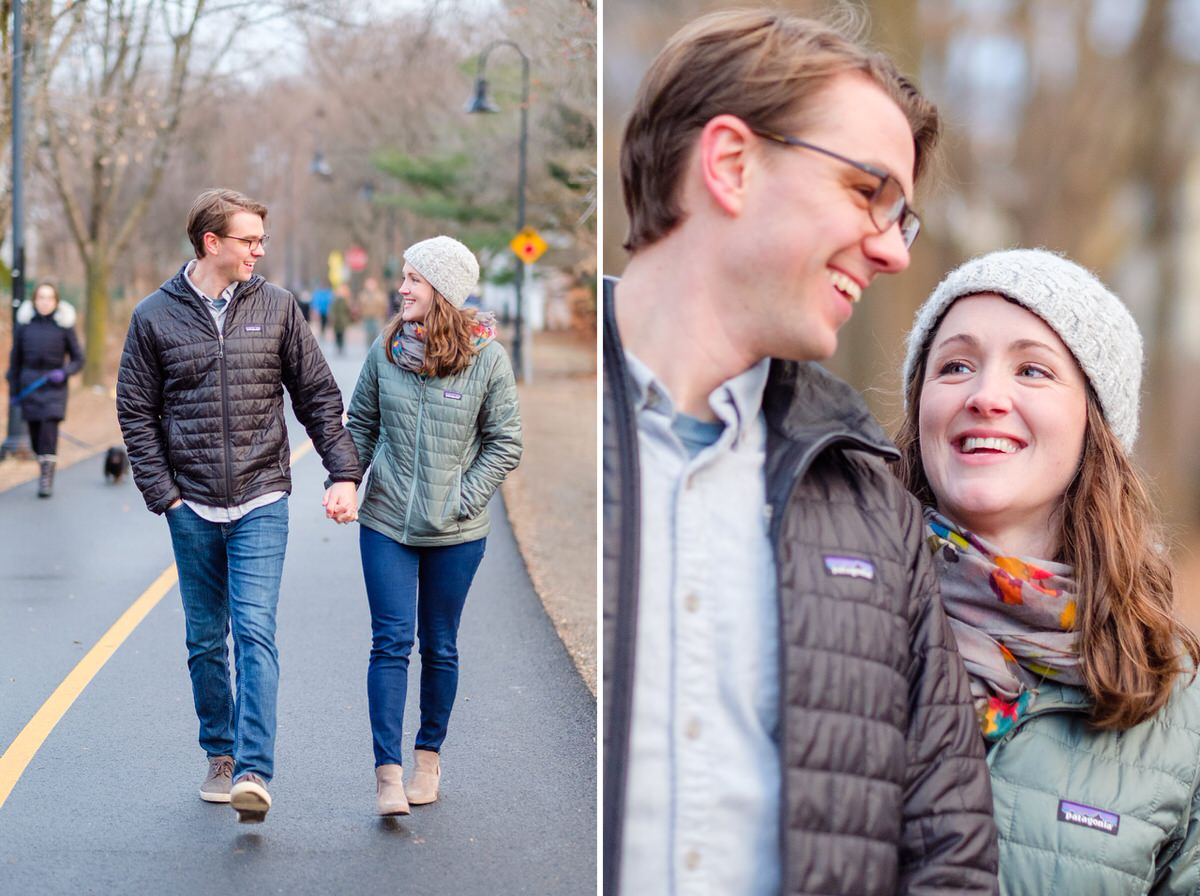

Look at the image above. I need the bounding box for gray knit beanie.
[902,248,1143,452]
[403,235,480,309]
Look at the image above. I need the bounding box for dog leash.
[9,375,48,403]
[57,430,99,450]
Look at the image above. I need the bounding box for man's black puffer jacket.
[117,265,361,514]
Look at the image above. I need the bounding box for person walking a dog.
[7,281,84,498]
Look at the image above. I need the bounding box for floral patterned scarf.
[926,509,1084,741]
[391,311,498,374]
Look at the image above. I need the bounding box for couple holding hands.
[116,189,521,824]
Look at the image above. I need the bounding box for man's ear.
[203,231,221,256]
[697,114,756,217]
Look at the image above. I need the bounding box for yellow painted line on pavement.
[0,565,178,809]
[0,439,315,810]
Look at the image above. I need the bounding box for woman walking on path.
[896,248,1200,893]
[331,235,522,816]
[6,281,84,497]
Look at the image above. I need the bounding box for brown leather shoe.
[375,764,411,816]
[407,749,440,805]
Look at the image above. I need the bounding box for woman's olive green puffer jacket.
[346,336,522,546]
[988,677,1200,895]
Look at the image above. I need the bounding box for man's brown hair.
[186,188,268,259]
[620,8,940,253]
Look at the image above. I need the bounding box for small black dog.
[104,445,129,483]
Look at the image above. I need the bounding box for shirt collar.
[183,259,237,305]
[624,351,770,441]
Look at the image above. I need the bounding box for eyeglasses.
[750,128,921,248]
[220,233,270,251]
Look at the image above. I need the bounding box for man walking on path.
[603,10,998,895]
[117,188,361,823]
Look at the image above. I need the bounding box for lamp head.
[465,77,499,114]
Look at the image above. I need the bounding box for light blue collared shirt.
[184,259,237,335]
[619,352,781,896]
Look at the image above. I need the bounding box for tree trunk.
[83,252,110,385]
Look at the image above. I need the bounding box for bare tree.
[0,1,85,273]
[33,0,339,384]
[34,0,223,382]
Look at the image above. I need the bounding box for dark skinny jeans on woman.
[359,524,486,767]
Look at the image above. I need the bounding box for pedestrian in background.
[311,284,333,339]
[6,281,84,498]
[334,235,522,816]
[117,188,361,824]
[330,284,353,356]
[897,248,1200,893]
[357,276,389,347]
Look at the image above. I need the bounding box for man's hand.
[46,368,66,384]
[323,481,359,524]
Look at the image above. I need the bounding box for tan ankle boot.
[375,764,410,816]
[407,749,441,805]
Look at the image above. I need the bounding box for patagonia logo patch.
[823,555,875,581]
[244,325,263,332]
[443,390,463,400]
[1058,800,1119,836]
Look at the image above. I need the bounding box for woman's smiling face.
[918,293,1089,555]
[399,263,436,323]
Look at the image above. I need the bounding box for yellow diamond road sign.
[510,227,548,264]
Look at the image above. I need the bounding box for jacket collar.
[16,299,76,328]
[1027,680,1090,714]
[160,261,262,304]
[763,359,899,461]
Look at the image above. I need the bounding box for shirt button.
[685,717,701,740]
[685,849,701,871]
[684,593,699,613]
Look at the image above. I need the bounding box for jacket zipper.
[770,430,900,894]
[400,376,428,541]
[218,329,234,504]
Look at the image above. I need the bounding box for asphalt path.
[0,337,596,894]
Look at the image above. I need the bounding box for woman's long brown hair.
[896,335,1200,731]
[383,292,480,379]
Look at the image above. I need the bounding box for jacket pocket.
[276,409,290,478]
[163,413,177,465]
[453,465,465,520]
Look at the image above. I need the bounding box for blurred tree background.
[605,0,1200,606]
[0,0,595,383]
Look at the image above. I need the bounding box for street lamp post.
[2,0,29,459]
[466,39,531,383]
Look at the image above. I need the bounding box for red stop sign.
[346,246,368,272]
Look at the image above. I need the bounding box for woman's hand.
[323,481,359,524]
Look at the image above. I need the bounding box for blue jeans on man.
[359,525,487,767]
[166,498,289,782]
